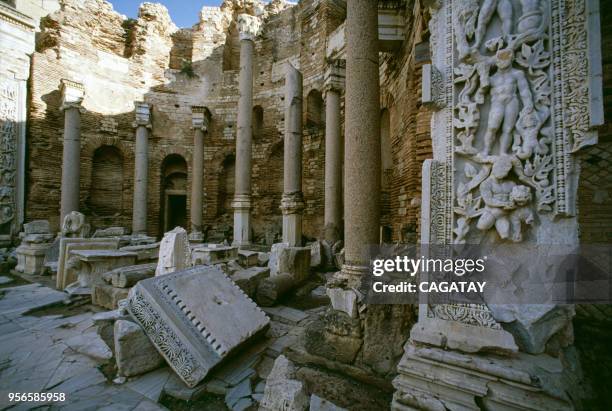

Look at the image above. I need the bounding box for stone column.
[232,14,261,247]
[190,106,209,242]
[340,0,381,287]
[281,64,305,247]
[132,102,151,236]
[323,60,346,245]
[59,79,85,225]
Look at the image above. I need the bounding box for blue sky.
[109,1,224,28]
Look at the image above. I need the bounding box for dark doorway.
[167,194,187,230]
[160,154,188,236]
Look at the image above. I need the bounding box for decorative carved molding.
[191,106,210,132]
[324,59,346,94]
[59,79,85,112]
[421,64,445,109]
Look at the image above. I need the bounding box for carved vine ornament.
[447,0,589,243]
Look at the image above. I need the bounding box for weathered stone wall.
[379,2,432,243]
[0,2,35,244]
[25,0,333,242]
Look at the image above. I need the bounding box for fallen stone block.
[115,320,164,377]
[111,263,157,288]
[258,252,270,267]
[238,249,259,267]
[92,283,130,310]
[310,394,347,411]
[93,227,128,237]
[56,238,120,289]
[156,227,192,276]
[65,331,113,363]
[93,309,132,350]
[309,240,324,269]
[268,243,311,281]
[121,243,160,262]
[260,355,308,411]
[232,267,270,297]
[192,244,238,265]
[24,220,50,234]
[256,273,296,307]
[128,266,270,387]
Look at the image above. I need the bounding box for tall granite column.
[340,1,381,287]
[232,14,261,247]
[59,79,85,225]
[281,64,305,247]
[190,106,209,242]
[323,60,346,245]
[132,102,151,236]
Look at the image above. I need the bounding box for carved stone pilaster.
[421,64,445,109]
[237,14,261,41]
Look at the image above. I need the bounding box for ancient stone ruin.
[0,0,611,409]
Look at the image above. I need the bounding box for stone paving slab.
[0,283,170,410]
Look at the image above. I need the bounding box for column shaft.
[324,88,342,244]
[233,38,254,246]
[190,128,205,239]
[60,106,81,224]
[343,0,381,281]
[281,64,304,246]
[132,125,149,235]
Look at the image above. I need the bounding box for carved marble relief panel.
[0,78,18,236]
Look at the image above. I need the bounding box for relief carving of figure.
[474,0,513,52]
[482,49,534,156]
[476,156,533,241]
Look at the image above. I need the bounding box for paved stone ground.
[0,283,167,411]
[0,280,325,411]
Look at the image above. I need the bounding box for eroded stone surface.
[128,266,270,387]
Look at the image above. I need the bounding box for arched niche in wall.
[217,154,235,216]
[268,141,284,212]
[87,145,124,217]
[160,154,188,234]
[306,89,325,129]
[253,105,264,141]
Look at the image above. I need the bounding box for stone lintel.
[237,13,261,41]
[133,101,152,128]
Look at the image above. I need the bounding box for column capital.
[60,79,85,112]
[133,101,152,129]
[191,106,210,132]
[324,59,346,94]
[237,13,261,41]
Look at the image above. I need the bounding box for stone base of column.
[232,195,251,247]
[280,193,304,247]
[392,341,581,410]
[188,231,204,243]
